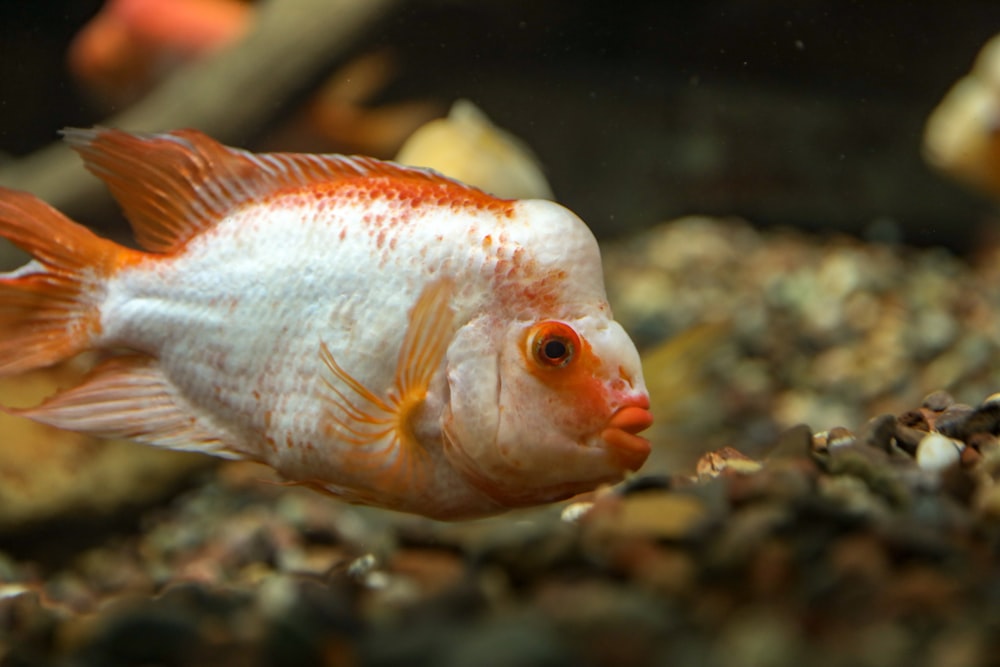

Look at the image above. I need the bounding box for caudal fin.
[0,187,124,376]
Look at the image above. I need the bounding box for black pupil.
[543,338,568,361]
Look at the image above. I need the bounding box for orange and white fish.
[0,129,652,519]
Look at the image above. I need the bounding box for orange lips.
[601,400,654,471]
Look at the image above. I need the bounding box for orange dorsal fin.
[62,127,487,254]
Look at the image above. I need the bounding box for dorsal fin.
[62,127,484,254]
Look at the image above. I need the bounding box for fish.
[0,128,652,520]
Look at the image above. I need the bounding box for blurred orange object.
[69,0,252,105]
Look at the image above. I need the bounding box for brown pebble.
[725,461,815,506]
[922,390,955,412]
[826,442,891,469]
[764,424,813,460]
[859,414,896,453]
[827,426,856,448]
[893,422,928,457]
[940,402,1000,441]
[960,445,982,467]
[696,447,763,479]
[968,432,1000,455]
[897,410,929,431]
[935,404,976,438]
[941,462,977,505]
[811,431,829,453]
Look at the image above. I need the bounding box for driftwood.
[0,0,401,218]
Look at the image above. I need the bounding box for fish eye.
[529,321,579,368]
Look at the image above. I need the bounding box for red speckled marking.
[491,256,568,314]
[272,177,516,222]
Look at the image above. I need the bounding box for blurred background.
[7,5,1000,664]
[1,0,999,247]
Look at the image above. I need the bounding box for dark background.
[1,0,998,246]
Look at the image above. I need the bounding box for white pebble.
[560,501,594,523]
[346,553,378,579]
[0,584,30,600]
[915,432,963,471]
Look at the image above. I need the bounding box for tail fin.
[0,187,124,376]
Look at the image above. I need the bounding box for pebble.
[605,218,1000,473]
[933,403,977,438]
[695,447,763,479]
[898,409,930,430]
[922,390,956,412]
[892,421,928,456]
[916,433,964,472]
[860,414,896,452]
[764,424,814,459]
[827,426,857,449]
[559,502,594,524]
[582,492,710,542]
[939,400,1000,440]
[967,432,1000,456]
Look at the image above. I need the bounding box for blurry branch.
[0,0,401,217]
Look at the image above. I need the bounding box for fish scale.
[0,128,653,519]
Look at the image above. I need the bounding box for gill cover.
[443,314,641,508]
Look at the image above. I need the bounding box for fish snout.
[600,394,653,471]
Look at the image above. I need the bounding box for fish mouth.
[600,397,653,472]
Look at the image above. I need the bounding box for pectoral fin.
[319,278,455,481]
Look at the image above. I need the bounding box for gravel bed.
[6,218,1000,666]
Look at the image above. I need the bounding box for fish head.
[443,311,652,508]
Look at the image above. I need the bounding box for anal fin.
[14,355,244,459]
